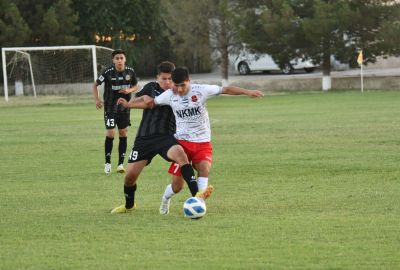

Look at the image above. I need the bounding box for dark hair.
[171,67,189,83]
[157,61,175,74]
[112,49,126,58]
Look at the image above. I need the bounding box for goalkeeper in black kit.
[92,49,138,174]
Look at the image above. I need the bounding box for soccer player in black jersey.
[92,49,138,175]
[111,61,212,214]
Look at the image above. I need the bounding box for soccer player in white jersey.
[111,63,213,214]
[147,67,264,214]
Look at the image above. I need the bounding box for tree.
[0,1,31,83]
[236,0,400,90]
[0,1,30,47]
[162,0,242,81]
[161,0,212,73]
[208,0,242,83]
[10,0,79,46]
[38,0,79,45]
[72,0,173,75]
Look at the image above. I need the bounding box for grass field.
[0,91,399,269]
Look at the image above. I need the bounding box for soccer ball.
[183,197,206,219]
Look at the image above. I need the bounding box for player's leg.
[104,112,116,174]
[193,160,211,191]
[172,175,185,193]
[166,144,198,196]
[111,138,152,214]
[159,138,198,215]
[124,160,146,208]
[157,136,199,196]
[116,113,130,173]
[104,129,115,174]
[191,142,214,199]
[159,175,184,215]
[111,160,147,213]
[193,160,214,200]
[116,127,128,173]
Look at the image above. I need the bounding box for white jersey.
[154,84,222,142]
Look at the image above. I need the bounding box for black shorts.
[128,134,178,165]
[104,112,131,130]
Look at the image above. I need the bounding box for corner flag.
[357,50,364,93]
[357,50,363,65]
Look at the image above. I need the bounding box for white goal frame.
[2,45,113,102]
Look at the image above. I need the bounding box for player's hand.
[117,98,129,108]
[147,100,155,109]
[118,88,131,94]
[249,90,264,98]
[95,99,103,109]
[142,95,155,109]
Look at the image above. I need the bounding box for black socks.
[181,164,199,196]
[124,184,137,209]
[105,136,127,165]
[118,137,127,165]
[105,136,114,163]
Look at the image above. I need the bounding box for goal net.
[1,45,114,101]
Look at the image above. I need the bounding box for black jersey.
[135,82,176,138]
[96,65,137,113]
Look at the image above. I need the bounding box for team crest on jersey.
[191,95,198,102]
[125,74,131,81]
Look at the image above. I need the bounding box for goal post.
[1,45,114,101]
[10,50,37,99]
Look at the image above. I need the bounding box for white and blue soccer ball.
[183,197,206,219]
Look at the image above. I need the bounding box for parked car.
[234,51,317,75]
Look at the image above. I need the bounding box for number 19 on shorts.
[129,150,138,161]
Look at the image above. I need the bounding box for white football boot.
[116,164,125,174]
[159,198,171,215]
[104,163,111,174]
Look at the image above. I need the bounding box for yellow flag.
[357,50,363,65]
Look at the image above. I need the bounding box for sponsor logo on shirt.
[99,75,104,82]
[112,84,131,91]
[111,77,124,81]
[176,107,201,118]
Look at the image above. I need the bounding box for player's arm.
[118,84,139,95]
[222,86,264,98]
[154,89,172,106]
[119,72,139,94]
[117,95,154,109]
[92,81,103,109]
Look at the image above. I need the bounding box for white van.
[234,51,317,75]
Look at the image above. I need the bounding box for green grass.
[0,91,399,269]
